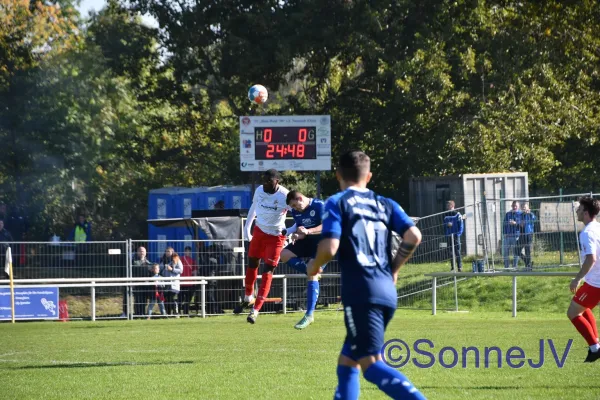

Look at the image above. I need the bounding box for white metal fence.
[1,191,597,321]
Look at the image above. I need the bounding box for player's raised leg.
[281,248,307,274]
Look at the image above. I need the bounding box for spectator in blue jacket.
[444,200,464,272]
[520,202,536,271]
[503,201,522,269]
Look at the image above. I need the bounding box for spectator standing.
[443,200,464,272]
[520,202,536,271]
[147,264,166,319]
[69,214,92,269]
[0,202,7,222]
[179,246,197,316]
[0,220,13,279]
[159,247,183,316]
[503,201,522,269]
[69,214,92,242]
[132,246,154,317]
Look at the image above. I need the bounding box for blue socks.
[363,361,426,399]
[286,257,307,274]
[306,280,319,316]
[334,365,360,400]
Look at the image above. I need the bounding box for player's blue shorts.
[341,303,395,360]
[285,236,321,259]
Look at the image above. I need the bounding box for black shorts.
[284,236,321,259]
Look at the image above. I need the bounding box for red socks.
[253,272,273,311]
[582,308,599,340]
[245,267,258,297]
[571,315,598,346]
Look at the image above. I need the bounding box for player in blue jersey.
[280,190,325,330]
[308,150,426,400]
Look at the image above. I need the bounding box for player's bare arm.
[299,224,322,236]
[391,226,422,282]
[307,238,339,276]
[571,254,596,293]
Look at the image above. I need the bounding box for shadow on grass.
[12,360,195,370]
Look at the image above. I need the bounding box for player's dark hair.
[338,150,370,182]
[579,196,600,218]
[264,169,281,180]
[286,190,303,205]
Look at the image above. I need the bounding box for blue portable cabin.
[205,185,253,210]
[148,187,185,219]
[147,187,184,259]
[171,187,209,254]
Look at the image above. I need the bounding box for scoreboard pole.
[316,171,321,199]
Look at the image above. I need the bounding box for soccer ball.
[248,84,268,104]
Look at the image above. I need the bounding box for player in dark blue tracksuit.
[308,150,426,400]
[280,190,325,329]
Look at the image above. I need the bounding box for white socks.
[244,294,254,302]
[590,343,600,353]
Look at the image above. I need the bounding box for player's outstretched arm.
[307,238,339,276]
[391,226,422,279]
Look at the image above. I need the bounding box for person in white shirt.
[567,196,600,363]
[235,169,289,324]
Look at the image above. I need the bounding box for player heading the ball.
[307,150,426,400]
[279,190,325,330]
[235,169,289,324]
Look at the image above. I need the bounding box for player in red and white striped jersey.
[568,196,600,363]
[235,169,289,324]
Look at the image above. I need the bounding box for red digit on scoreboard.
[286,144,295,157]
[264,128,272,143]
[276,144,285,158]
[298,128,307,142]
[297,144,305,158]
[266,144,274,158]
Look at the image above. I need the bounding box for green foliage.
[1,0,599,238]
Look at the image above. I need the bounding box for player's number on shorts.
[352,219,388,267]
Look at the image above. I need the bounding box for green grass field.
[2,310,599,399]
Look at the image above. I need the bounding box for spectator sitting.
[159,247,183,316]
[69,214,92,242]
[147,264,166,319]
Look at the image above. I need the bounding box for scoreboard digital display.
[239,116,331,171]
[254,127,317,160]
